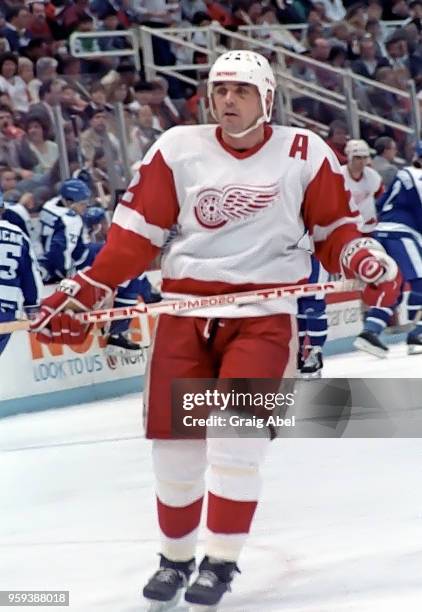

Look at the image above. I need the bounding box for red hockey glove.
[30,270,113,344]
[341,237,402,308]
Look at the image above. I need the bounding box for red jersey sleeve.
[302,150,362,273]
[89,145,179,287]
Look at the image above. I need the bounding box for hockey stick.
[0,279,362,334]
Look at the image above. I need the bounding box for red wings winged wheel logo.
[194,183,280,229]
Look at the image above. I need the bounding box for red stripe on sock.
[157,496,203,538]
[207,492,257,534]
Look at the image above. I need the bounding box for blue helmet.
[83,205,106,229]
[60,178,91,203]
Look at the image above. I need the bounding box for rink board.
[0,291,405,417]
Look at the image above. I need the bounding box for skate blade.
[145,591,182,611]
[407,345,422,355]
[189,606,218,612]
[353,337,388,359]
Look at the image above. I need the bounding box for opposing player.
[30,51,401,610]
[341,139,384,233]
[296,255,329,378]
[38,178,91,283]
[0,191,43,355]
[82,205,162,351]
[2,192,43,257]
[355,142,422,357]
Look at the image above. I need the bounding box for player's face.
[212,82,262,134]
[349,155,368,175]
[71,200,89,216]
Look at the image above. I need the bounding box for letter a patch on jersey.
[289,134,308,160]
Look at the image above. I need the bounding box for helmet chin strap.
[223,113,266,139]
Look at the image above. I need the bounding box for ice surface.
[1,344,422,611]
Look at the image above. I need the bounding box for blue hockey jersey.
[39,196,90,281]
[3,201,43,257]
[0,219,43,313]
[376,166,422,235]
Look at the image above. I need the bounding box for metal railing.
[69,29,141,71]
[137,22,420,143]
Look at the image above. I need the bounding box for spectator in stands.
[1,4,31,52]
[312,0,346,22]
[254,6,306,54]
[385,33,422,84]
[129,104,162,162]
[271,0,310,24]
[60,0,91,32]
[98,6,129,58]
[305,22,325,49]
[130,81,155,111]
[329,45,348,68]
[29,78,64,139]
[27,57,59,103]
[90,147,112,206]
[59,55,95,88]
[329,21,352,51]
[372,136,399,188]
[345,2,368,37]
[105,78,132,105]
[24,114,59,174]
[0,104,36,179]
[21,38,49,64]
[27,2,54,47]
[80,106,121,164]
[406,0,422,33]
[369,66,405,125]
[326,119,349,164]
[0,51,29,112]
[149,79,180,130]
[366,18,388,58]
[60,84,87,122]
[0,166,18,192]
[18,57,36,104]
[181,0,207,22]
[83,82,113,125]
[382,0,410,21]
[352,35,389,78]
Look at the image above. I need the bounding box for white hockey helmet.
[207,50,276,136]
[345,139,370,160]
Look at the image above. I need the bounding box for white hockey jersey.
[91,124,362,316]
[341,164,383,232]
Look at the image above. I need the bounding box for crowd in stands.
[0,0,420,245]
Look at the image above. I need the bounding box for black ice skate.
[107,333,141,351]
[184,556,240,611]
[143,554,195,611]
[407,332,422,355]
[298,347,323,378]
[353,331,389,358]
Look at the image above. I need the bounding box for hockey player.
[341,139,384,233]
[82,205,162,351]
[354,141,422,357]
[297,255,329,378]
[0,191,43,355]
[38,178,92,283]
[30,51,401,610]
[2,192,43,257]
